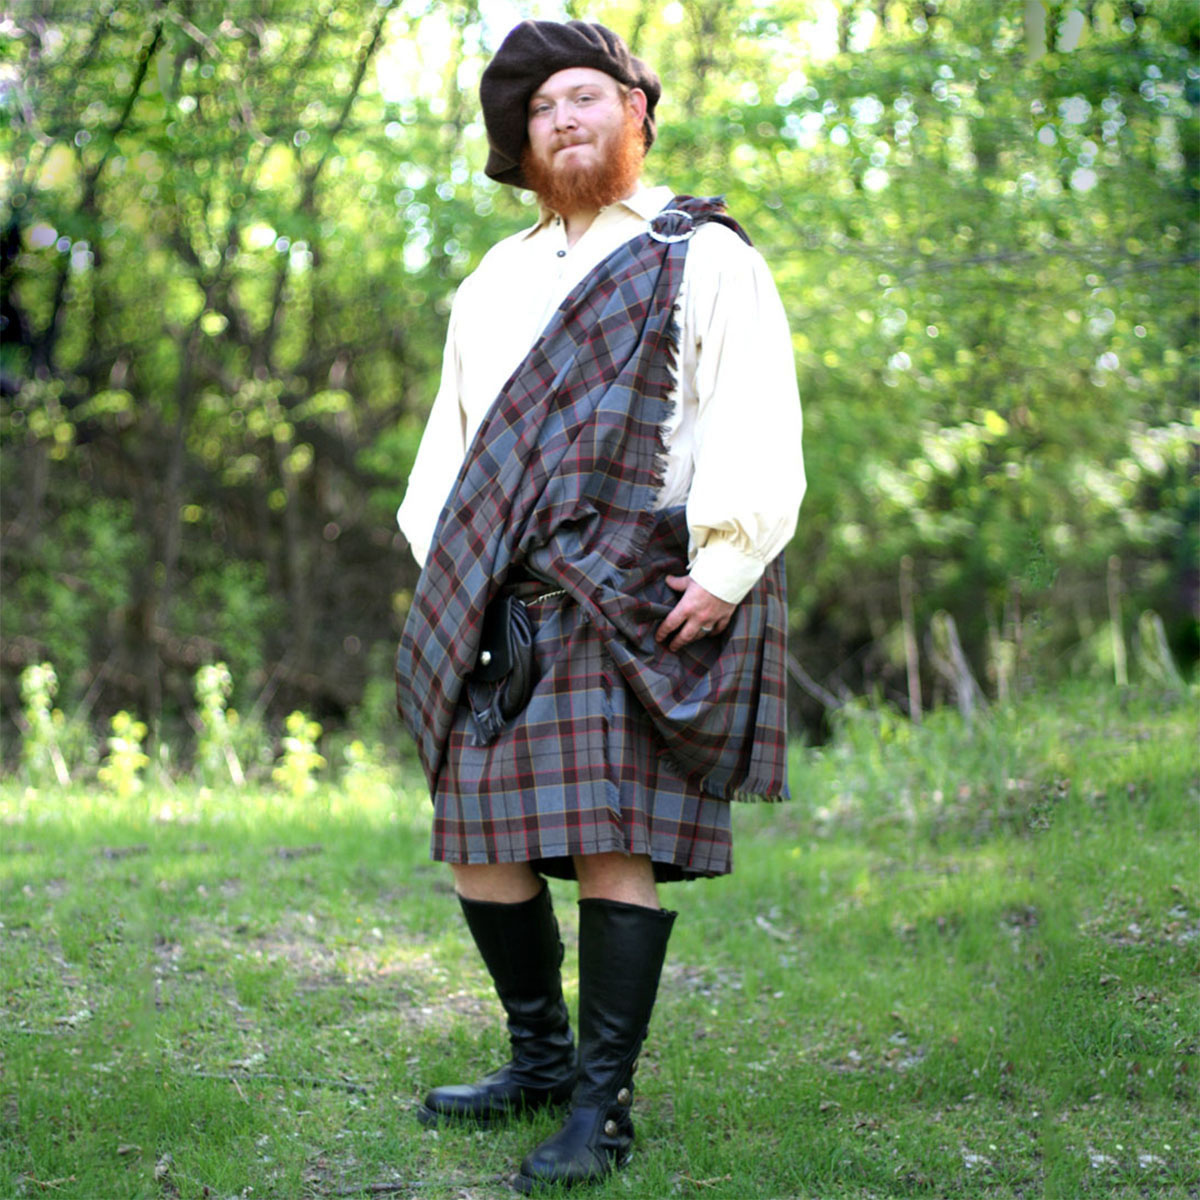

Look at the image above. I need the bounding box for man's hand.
[655,575,736,652]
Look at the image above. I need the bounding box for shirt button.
[556,250,566,258]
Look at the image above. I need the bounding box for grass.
[1,682,1197,1199]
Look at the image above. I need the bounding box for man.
[395,19,804,1193]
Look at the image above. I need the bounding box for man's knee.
[451,861,542,903]
[574,852,659,907]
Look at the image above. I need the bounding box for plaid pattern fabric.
[432,588,735,880]
[396,195,790,806]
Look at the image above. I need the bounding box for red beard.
[521,108,646,217]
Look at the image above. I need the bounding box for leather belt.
[505,572,568,604]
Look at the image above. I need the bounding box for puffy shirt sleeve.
[680,224,806,605]
[395,288,469,567]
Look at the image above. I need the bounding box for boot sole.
[415,1098,571,1130]
[511,1152,632,1193]
[416,1103,508,1130]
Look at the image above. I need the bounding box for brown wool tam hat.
[480,19,661,190]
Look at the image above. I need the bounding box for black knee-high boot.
[513,898,676,1192]
[418,883,576,1127]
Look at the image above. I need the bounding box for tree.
[2,0,1195,754]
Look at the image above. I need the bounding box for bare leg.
[451,861,542,904]
[450,856,658,907]
[573,852,659,909]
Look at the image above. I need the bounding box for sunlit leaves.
[0,0,1194,728]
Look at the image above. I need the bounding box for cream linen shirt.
[396,183,805,605]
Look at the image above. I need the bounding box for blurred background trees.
[1,0,1196,757]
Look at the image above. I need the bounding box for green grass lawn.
[2,684,1197,1199]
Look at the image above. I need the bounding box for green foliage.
[96,709,149,797]
[341,736,395,806]
[1,685,1195,1197]
[193,661,245,786]
[17,662,69,786]
[272,710,326,797]
[0,0,1195,749]
[1,498,141,689]
[809,676,1195,837]
[653,0,1200,705]
[175,559,284,697]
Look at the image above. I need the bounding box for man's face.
[525,66,645,180]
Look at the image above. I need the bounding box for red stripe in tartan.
[396,196,789,804]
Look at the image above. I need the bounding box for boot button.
[604,1119,619,1136]
[617,1088,632,1105]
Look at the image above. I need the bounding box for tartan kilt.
[431,589,733,881]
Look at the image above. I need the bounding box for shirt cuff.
[688,539,768,606]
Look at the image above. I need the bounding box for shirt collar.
[519,182,675,239]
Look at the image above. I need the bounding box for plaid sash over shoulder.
[396,196,790,803]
